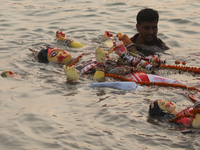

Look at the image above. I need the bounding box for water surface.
[1,0,200,149]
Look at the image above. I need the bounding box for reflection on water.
[1,0,200,149]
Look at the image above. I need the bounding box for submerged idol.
[147,92,200,128]
[28,31,180,85]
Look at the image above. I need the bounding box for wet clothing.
[130,33,169,50]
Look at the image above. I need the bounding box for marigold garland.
[105,73,200,92]
[182,61,186,65]
[160,64,200,74]
[175,60,180,65]
[69,53,84,67]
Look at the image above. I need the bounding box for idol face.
[157,100,176,113]
[136,20,158,44]
[47,47,72,64]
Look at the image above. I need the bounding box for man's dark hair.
[136,8,159,25]
[38,48,49,63]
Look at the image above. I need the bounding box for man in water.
[122,8,169,56]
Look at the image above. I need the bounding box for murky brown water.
[1,0,200,149]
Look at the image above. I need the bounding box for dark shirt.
[130,33,169,50]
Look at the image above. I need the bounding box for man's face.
[136,20,158,44]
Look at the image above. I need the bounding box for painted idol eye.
[51,52,58,57]
[162,101,165,105]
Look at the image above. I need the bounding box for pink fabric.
[176,117,190,126]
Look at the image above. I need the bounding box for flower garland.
[69,53,84,67]
[159,60,200,74]
[174,61,186,66]
[160,64,200,74]
[105,73,200,92]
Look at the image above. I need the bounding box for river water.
[1,0,200,150]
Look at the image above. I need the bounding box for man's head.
[136,8,159,44]
[136,8,159,25]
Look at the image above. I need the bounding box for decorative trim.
[69,53,84,67]
[105,73,200,92]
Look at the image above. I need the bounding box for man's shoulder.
[156,38,170,50]
[130,33,139,43]
[130,33,169,50]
